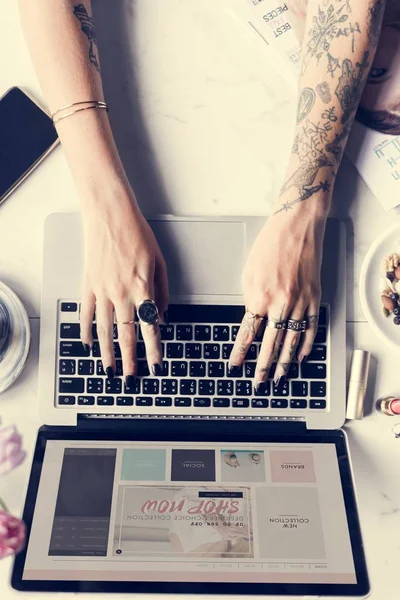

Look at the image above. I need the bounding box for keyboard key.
[308,345,326,361]
[162,379,178,395]
[61,302,77,312]
[290,399,307,409]
[213,398,230,408]
[117,396,134,406]
[78,395,95,405]
[58,396,76,405]
[143,379,160,395]
[315,327,327,344]
[160,325,174,340]
[204,344,220,359]
[227,365,243,378]
[136,397,153,406]
[138,361,150,377]
[96,360,105,376]
[301,363,326,379]
[213,326,230,341]
[160,361,169,376]
[310,399,327,409]
[124,377,141,394]
[176,325,193,341]
[254,381,270,396]
[222,344,234,360]
[59,378,84,393]
[60,323,80,339]
[190,361,206,377]
[180,379,197,395]
[115,360,123,377]
[171,361,188,377]
[232,398,249,408]
[97,396,114,406]
[185,344,202,359]
[60,342,90,357]
[194,397,211,407]
[155,397,172,407]
[92,342,101,357]
[106,378,122,394]
[199,380,215,395]
[208,362,225,378]
[310,382,326,397]
[113,342,122,358]
[291,381,308,397]
[235,381,252,396]
[136,342,146,359]
[287,363,299,378]
[167,343,184,359]
[59,360,76,375]
[269,363,277,379]
[271,399,288,408]
[319,306,327,326]
[78,360,94,376]
[244,362,256,378]
[231,326,240,341]
[273,380,289,396]
[246,345,257,360]
[252,398,269,408]
[195,326,211,341]
[87,378,104,394]
[217,380,234,396]
[175,397,191,407]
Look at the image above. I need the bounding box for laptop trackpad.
[149,220,245,296]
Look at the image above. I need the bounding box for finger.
[298,303,320,363]
[80,287,96,349]
[254,308,286,387]
[274,304,307,384]
[96,297,115,377]
[154,253,169,321]
[114,301,137,382]
[229,312,264,372]
[136,287,163,375]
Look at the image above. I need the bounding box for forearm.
[273,0,386,217]
[18,0,130,208]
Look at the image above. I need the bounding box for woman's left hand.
[229,209,326,390]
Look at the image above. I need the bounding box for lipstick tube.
[346,350,371,420]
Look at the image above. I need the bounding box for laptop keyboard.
[57,302,328,414]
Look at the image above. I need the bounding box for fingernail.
[255,381,265,394]
[163,311,169,324]
[82,342,91,352]
[152,364,162,376]
[298,353,306,363]
[106,366,114,379]
[274,375,282,386]
[125,374,136,387]
[228,365,241,376]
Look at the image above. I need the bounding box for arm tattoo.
[297,88,316,124]
[316,82,332,104]
[73,4,100,73]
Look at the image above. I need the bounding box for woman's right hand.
[79,186,169,384]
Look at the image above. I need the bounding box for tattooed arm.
[230,0,385,387]
[18,0,168,380]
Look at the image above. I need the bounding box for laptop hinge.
[77,414,308,436]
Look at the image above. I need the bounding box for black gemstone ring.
[286,319,308,332]
[137,299,159,326]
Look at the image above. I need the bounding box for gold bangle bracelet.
[52,103,108,125]
[51,100,107,120]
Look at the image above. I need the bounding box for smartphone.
[0,87,59,206]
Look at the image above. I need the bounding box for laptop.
[12,213,369,597]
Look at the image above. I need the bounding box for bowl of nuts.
[360,224,400,347]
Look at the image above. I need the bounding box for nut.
[383,307,390,318]
[382,295,395,311]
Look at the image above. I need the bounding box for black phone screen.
[0,87,59,201]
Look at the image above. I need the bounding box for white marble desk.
[0,1,399,599]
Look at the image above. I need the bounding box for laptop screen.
[21,438,357,586]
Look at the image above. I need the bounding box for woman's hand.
[229,209,326,389]
[79,187,168,383]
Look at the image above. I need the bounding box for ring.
[286,319,308,332]
[116,320,135,325]
[244,310,264,320]
[137,299,159,326]
[267,319,287,330]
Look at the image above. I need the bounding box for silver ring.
[286,319,308,332]
[137,299,159,326]
[267,319,287,330]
